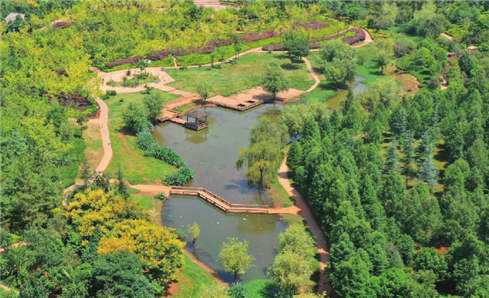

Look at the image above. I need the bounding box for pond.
[353,75,367,95]
[153,105,288,282]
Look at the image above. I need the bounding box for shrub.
[164,167,194,186]
[136,129,185,167]
[106,90,117,96]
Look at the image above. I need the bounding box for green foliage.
[91,251,158,297]
[320,40,356,86]
[412,1,448,38]
[282,31,310,62]
[163,167,194,186]
[136,129,185,168]
[143,91,164,123]
[218,238,255,282]
[188,222,200,246]
[196,81,211,102]
[122,103,151,134]
[261,62,290,99]
[269,225,318,295]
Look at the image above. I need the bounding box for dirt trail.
[303,56,320,92]
[440,33,454,41]
[352,28,374,48]
[277,157,332,296]
[193,0,230,10]
[94,97,112,173]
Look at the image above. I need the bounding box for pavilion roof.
[187,110,207,119]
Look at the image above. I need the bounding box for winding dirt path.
[94,97,112,173]
[303,56,320,93]
[277,157,332,295]
[352,28,374,48]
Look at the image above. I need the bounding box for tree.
[232,35,242,62]
[413,248,448,281]
[91,251,157,297]
[197,81,211,103]
[418,145,438,192]
[282,31,310,62]
[117,166,128,197]
[236,141,281,188]
[228,283,248,298]
[403,132,416,179]
[80,160,92,187]
[384,140,400,174]
[261,62,289,99]
[269,224,318,295]
[413,1,448,38]
[188,222,200,247]
[136,59,150,72]
[374,3,398,29]
[218,238,254,282]
[143,91,164,123]
[268,251,314,295]
[122,102,151,134]
[98,219,185,287]
[374,50,389,74]
[320,40,356,86]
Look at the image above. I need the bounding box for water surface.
[154,105,287,281]
[353,75,367,95]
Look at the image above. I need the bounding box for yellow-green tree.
[98,219,185,286]
[65,189,148,245]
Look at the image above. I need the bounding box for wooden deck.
[169,186,277,214]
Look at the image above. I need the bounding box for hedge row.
[261,28,365,51]
[163,167,194,186]
[136,129,185,168]
[105,20,329,68]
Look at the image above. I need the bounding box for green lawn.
[131,194,153,210]
[172,254,222,298]
[104,90,180,184]
[167,53,315,97]
[244,279,275,298]
[300,88,337,104]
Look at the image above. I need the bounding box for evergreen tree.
[418,147,438,192]
[403,131,416,179]
[384,140,400,174]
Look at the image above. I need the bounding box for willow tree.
[236,142,281,188]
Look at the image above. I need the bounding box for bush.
[106,90,117,96]
[164,167,194,186]
[155,192,167,201]
[136,129,185,167]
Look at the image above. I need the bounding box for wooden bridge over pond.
[169,186,298,215]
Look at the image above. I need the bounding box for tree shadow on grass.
[280,62,300,70]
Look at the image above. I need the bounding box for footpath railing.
[170,186,273,214]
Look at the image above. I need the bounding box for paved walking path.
[277,157,332,295]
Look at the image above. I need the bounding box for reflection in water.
[353,76,367,95]
[156,105,287,281]
[153,105,282,205]
[163,195,287,282]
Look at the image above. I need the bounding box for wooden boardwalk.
[169,186,296,214]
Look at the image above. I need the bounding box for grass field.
[167,53,315,97]
[82,121,104,171]
[172,254,222,298]
[104,90,181,184]
[131,193,154,210]
[244,279,275,298]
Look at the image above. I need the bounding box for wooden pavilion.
[184,110,208,130]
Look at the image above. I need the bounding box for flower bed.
[104,20,330,68]
[261,27,366,51]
